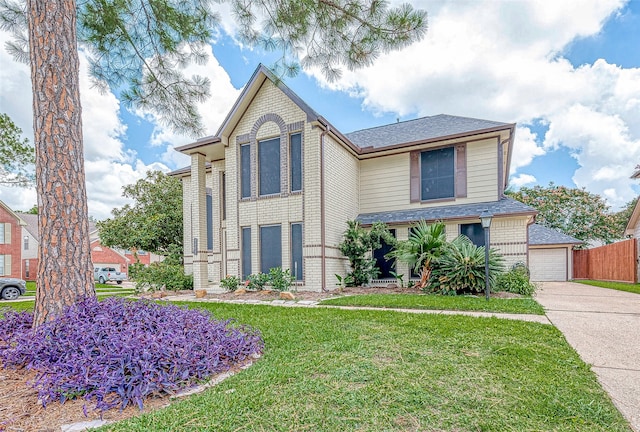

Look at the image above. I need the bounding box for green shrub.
[132,262,193,292]
[339,220,394,286]
[269,267,295,291]
[246,272,270,291]
[220,275,241,291]
[428,236,505,295]
[495,269,536,296]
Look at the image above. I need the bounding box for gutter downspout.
[320,125,328,292]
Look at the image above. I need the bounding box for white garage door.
[530,248,567,281]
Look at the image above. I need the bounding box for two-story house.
[172,64,555,291]
[0,200,26,279]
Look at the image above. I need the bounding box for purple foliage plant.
[0,297,263,412]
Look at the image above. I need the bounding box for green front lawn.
[575,279,640,295]
[25,281,134,296]
[101,303,626,431]
[319,293,545,315]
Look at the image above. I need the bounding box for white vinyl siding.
[359,138,499,213]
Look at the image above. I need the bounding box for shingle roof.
[356,197,536,226]
[17,212,98,242]
[528,224,582,245]
[345,114,511,149]
[17,212,38,238]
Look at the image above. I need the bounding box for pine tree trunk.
[27,0,95,326]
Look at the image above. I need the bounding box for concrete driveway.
[536,282,640,431]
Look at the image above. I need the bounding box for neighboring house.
[17,211,134,280]
[172,64,570,291]
[91,239,130,273]
[119,248,163,267]
[19,212,38,280]
[0,201,26,278]
[528,224,582,281]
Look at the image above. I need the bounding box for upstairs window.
[240,144,251,199]
[290,133,302,192]
[410,145,466,202]
[421,147,455,201]
[259,137,281,196]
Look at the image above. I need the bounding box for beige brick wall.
[487,217,529,268]
[359,137,499,213]
[324,134,360,281]
[222,79,324,290]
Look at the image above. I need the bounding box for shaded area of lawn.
[319,293,545,315]
[575,279,640,295]
[24,281,134,296]
[103,303,627,432]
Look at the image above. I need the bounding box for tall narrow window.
[259,137,281,196]
[421,147,455,200]
[260,225,282,274]
[291,223,303,281]
[240,144,251,199]
[0,224,6,244]
[290,133,302,192]
[242,227,251,280]
[221,172,227,221]
[25,259,29,279]
[206,189,213,250]
[23,236,29,250]
[409,227,420,279]
[373,229,396,279]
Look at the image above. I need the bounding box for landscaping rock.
[151,291,168,299]
[234,288,247,295]
[386,283,398,289]
[194,289,207,299]
[259,289,273,295]
[279,291,296,300]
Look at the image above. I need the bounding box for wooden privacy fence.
[573,238,638,283]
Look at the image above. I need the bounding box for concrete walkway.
[535,282,640,432]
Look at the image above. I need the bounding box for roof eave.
[358,123,516,155]
[624,197,640,236]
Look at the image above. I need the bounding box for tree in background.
[506,183,620,244]
[98,171,183,260]
[0,0,427,324]
[0,113,34,187]
[612,197,639,238]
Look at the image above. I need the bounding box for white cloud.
[301,0,638,209]
[141,44,241,159]
[511,127,545,174]
[0,31,164,220]
[509,174,537,188]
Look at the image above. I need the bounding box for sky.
[1,0,639,220]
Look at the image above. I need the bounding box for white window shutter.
[4,223,11,244]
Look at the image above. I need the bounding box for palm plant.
[429,235,505,294]
[387,221,447,289]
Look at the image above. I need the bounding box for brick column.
[190,153,208,290]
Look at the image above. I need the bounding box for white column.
[190,153,208,290]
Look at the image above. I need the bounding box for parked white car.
[94,267,128,284]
